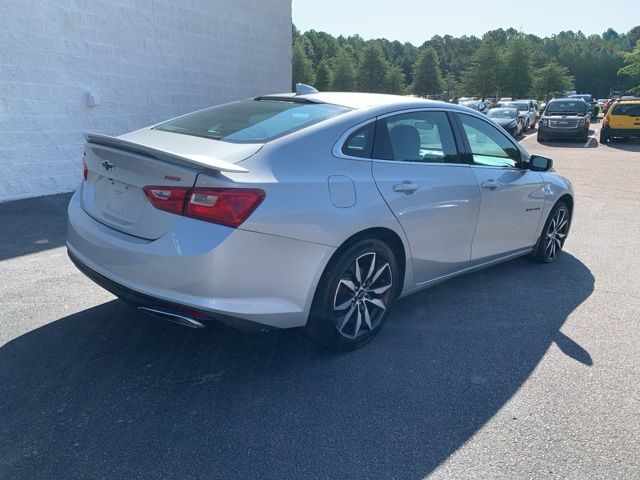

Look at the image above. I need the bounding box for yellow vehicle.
[600,98,640,143]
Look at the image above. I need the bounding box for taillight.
[143,186,265,228]
[604,115,610,126]
[143,186,190,215]
[82,153,88,181]
[185,188,265,227]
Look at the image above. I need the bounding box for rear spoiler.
[84,133,249,173]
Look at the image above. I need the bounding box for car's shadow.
[0,254,594,479]
[603,138,640,151]
[536,128,598,148]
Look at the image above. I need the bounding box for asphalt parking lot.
[1,125,639,479]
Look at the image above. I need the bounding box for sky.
[292,0,639,45]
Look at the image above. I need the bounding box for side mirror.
[529,155,553,172]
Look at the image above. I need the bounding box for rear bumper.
[538,126,588,139]
[601,127,640,138]
[67,189,335,329]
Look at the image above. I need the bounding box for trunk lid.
[81,130,262,239]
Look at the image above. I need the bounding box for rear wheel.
[531,201,570,263]
[305,239,398,350]
[600,132,609,144]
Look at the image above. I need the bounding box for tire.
[531,120,536,129]
[305,238,399,350]
[600,133,609,144]
[531,201,570,264]
[525,120,530,131]
[537,133,545,142]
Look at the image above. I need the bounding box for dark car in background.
[569,94,596,119]
[497,101,537,130]
[538,98,590,142]
[486,107,524,137]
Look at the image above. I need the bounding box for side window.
[372,111,460,163]
[459,114,521,168]
[341,122,375,158]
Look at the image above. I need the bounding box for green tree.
[385,65,406,94]
[332,50,357,91]
[463,39,504,98]
[532,61,574,101]
[411,47,444,97]
[502,36,533,98]
[291,42,314,90]
[442,72,462,101]
[357,43,389,93]
[618,41,640,93]
[315,58,333,91]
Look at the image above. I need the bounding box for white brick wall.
[0,0,292,202]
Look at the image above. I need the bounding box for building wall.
[0,0,292,202]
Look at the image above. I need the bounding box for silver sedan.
[67,91,574,349]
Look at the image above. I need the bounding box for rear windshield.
[487,108,517,119]
[611,103,640,116]
[570,95,592,103]
[155,99,351,143]
[546,101,587,114]
[501,102,528,112]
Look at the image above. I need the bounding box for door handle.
[393,181,419,194]
[481,179,499,190]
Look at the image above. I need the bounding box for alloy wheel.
[544,206,569,261]
[333,252,393,339]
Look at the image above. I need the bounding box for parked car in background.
[538,98,590,142]
[600,97,640,143]
[497,101,537,130]
[569,94,596,119]
[66,90,573,349]
[484,97,499,109]
[460,99,488,113]
[602,98,616,114]
[486,107,524,137]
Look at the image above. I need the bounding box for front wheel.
[531,201,570,263]
[305,239,398,350]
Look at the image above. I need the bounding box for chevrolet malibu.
[67,91,574,349]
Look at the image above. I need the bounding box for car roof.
[261,91,459,111]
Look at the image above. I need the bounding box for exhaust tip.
[137,306,205,329]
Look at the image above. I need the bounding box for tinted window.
[487,108,517,119]
[546,101,587,114]
[373,111,459,163]
[155,99,351,143]
[500,102,529,112]
[342,122,375,158]
[611,104,640,116]
[459,114,521,168]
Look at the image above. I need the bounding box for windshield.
[461,101,480,110]
[546,101,587,114]
[501,102,528,112]
[487,108,517,119]
[155,99,351,143]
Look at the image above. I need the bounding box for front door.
[456,113,546,262]
[371,110,481,284]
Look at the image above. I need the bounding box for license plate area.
[96,177,141,223]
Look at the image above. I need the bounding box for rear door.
[454,113,545,262]
[371,110,481,284]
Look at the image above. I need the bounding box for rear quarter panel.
[194,112,416,293]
